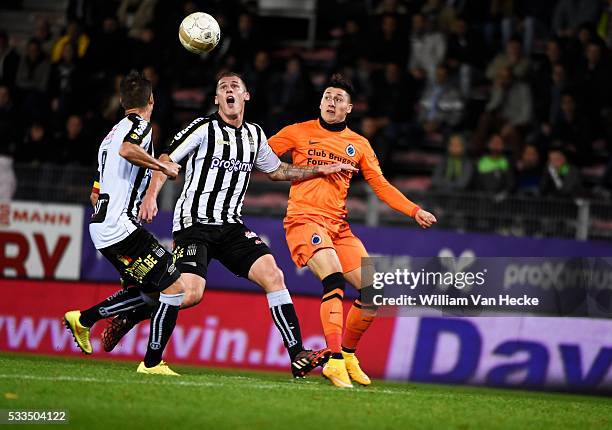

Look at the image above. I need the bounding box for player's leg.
[215,224,329,377]
[102,229,209,352]
[334,224,376,385]
[247,254,331,378]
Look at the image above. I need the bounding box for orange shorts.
[283,216,368,273]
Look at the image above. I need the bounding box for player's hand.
[160,160,181,179]
[138,194,158,224]
[319,163,359,176]
[415,209,437,229]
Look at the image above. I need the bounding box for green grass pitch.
[0,353,610,430]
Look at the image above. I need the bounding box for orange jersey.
[269,119,420,221]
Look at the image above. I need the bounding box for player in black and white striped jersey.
[103,72,357,378]
[63,71,188,376]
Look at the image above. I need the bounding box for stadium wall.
[1,279,611,393]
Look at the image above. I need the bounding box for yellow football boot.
[63,310,92,354]
[322,358,353,388]
[137,361,180,376]
[342,351,371,386]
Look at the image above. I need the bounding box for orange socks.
[320,273,345,354]
[342,299,376,353]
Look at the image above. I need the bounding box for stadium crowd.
[1,0,612,200]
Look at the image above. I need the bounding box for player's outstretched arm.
[119,141,180,178]
[267,161,357,181]
[138,154,174,223]
[367,175,437,229]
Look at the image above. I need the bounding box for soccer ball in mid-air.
[179,12,221,54]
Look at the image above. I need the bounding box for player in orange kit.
[268,74,437,388]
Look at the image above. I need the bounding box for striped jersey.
[165,112,281,231]
[89,113,153,249]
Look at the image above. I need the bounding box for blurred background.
[1,0,612,240]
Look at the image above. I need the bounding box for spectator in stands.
[128,27,161,70]
[475,134,515,194]
[227,13,262,70]
[33,17,54,56]
[360,116,393,176]
[118,0,157,39]
[0,85,17,157]
[49,44,85,118]
[431,134,474,191]
[408,13,446,84]
[368,14,408,67]
[86,17,127,78]
[577,41,612,120]
[336,18,367,68]
[369,62,415,124]
[445,17,485,97]
[268,56,315,133]
[0,84,16,200]
[16,121,53,165]
[16,39,50,93]
[50,20,90,63]
[418,64,464,144]
[143,65,171,130]
[486,37,530,82]
[0,30,19,87]
[474,67,532,153]
[540,148,582,197]
[597,0,612,48]
[55,114,94,166]
[101,73,123,124]
[553,0,600,38]
[421,0,458,34]
[243,50,273,126]
[515,144,542,195]
[549,93,595,164]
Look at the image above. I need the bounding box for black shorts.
[172,223,272,279]
[99,228,180,293]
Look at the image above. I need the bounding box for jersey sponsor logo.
[130,133,140,140]
[215,139,232,146]
[134,120,148,136]
[187,244,197,256]
[173,117,205,141]
[210,156,253,172]
[311,233,322,245]
[244,230,257,239]
[345,144,356,157]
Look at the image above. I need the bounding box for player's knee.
[182,280,204,308]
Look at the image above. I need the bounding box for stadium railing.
[11,163,612,241]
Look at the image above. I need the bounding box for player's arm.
[119,141,179,177]
[268,161,357,181]
[361,141,436,228]
[139,118,205,223]
[90,171,100,208]
[260,124,357,181]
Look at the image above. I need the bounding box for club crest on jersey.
[245,230,257,239]
[345,144,356,157]
[117,255,133,266]
[311,233,322,246]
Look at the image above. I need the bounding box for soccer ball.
[178,12,221,54]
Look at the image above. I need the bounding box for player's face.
[215,77,250,119]
[320,87,352,124]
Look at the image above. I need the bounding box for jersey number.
[100,150,108,180]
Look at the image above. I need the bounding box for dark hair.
[119,70,152,109]
[324,73,354,100]
[216,71,248,90]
